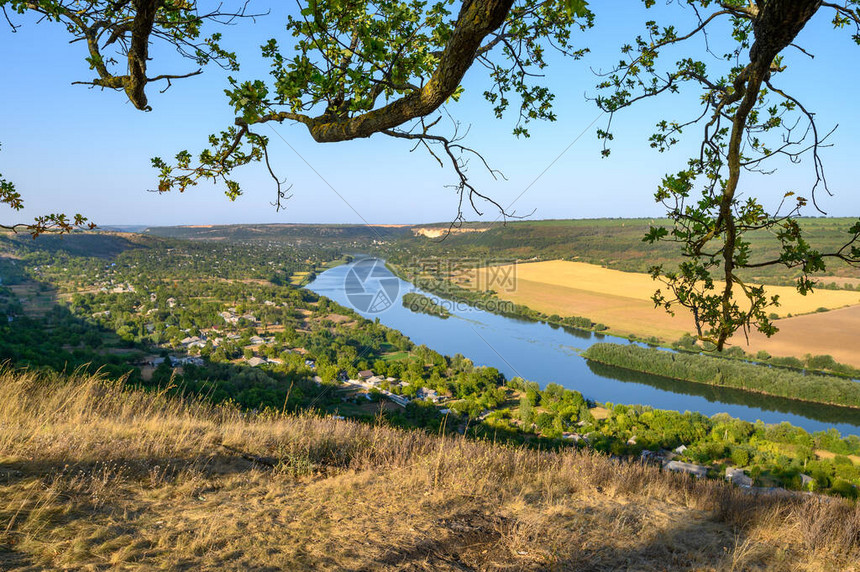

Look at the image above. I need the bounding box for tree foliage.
[594,0,860,348]
[151,0,591,217]
[4,0,860,346]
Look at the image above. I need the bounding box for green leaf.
[564,0,590,18]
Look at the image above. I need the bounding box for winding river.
[308,258,860,436]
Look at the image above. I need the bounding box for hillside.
[143,223,412,243]
[1,369,859,570]
[139,218,860,283]
[390,218,860,283]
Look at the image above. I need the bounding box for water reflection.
[586,361,860,426]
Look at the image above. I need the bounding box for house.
[267,358,283,365]
[247,357,267,367]
[417,388,440,403]
[219,311,239,324]
[366,375,384,386]
[249,336,265,346]
[174,356,204,367]
[386,393,410,408]
[725,467,753,487]
[663,460,709,478]
[358,370,374,380]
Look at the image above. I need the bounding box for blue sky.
[1,1,858,226]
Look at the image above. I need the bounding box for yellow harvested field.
[738,304,860,368]
[474,260,860,345]
[497,261,860,316]
[490,275,697,340]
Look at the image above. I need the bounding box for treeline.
[671,333,860,379]
[401,292,451,318]
[583,343,860,409]
[391,266,607,332]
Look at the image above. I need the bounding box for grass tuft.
[0,367,857,570]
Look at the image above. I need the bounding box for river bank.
[307,258,860,436]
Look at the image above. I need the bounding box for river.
[308,258,860,436]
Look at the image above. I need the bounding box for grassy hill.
[143,223,413,243]
[1,369,858,570]
[0,231,150,260]
[130,218,860,283]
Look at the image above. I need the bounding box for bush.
[731,447,751,467]
[830,479,858,499]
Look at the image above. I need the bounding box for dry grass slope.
[1,368,859,571]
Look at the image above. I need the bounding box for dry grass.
[1,368,859,570]
[814,449,860,466]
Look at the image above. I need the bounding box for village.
[65,279,850,500]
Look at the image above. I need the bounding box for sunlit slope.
[1,368,859,570]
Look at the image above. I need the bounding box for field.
[2,368,859,570]
[742,305,860,368]
[7,283,57,318]
[289,271,310,285]
[473,261,860,359]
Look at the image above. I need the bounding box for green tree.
[5,0,860,345]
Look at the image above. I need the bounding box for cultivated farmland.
[741,305,860,368]
[473,260,860,352]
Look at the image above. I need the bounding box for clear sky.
[1,1,858,227]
